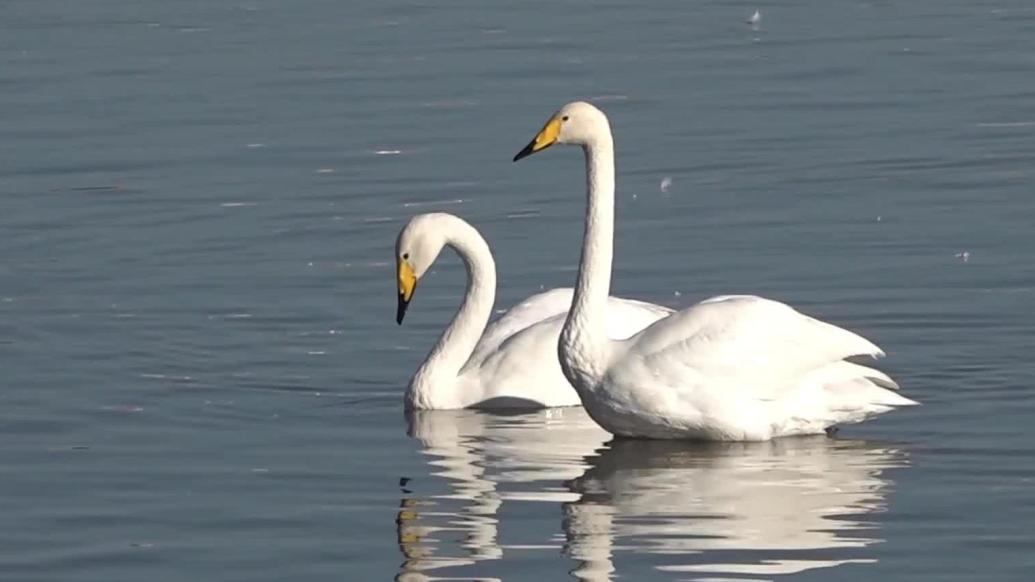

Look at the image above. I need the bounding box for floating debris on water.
[660,177,673,192]
[748,9,762,28]
[955,250,971,263]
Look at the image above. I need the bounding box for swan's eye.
[562,115,570,122]
[402,253,410,260]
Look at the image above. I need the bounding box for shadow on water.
[395,408,910,581]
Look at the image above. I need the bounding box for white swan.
[395,212,672,410]
[513,102,918,440]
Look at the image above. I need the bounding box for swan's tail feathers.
[795,361,917,429]
[837,361,901,391]
[823,364,923,418]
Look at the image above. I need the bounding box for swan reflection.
[564,437,909,580]
[396,407,609,581]
[396,409,908,581]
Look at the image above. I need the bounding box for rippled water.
[3,0,1035,580]
[401,408,909,581]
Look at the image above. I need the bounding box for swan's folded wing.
[623,295,885,397]
[602,296,674,340]
[470,296,673,383]
[471,290,674,367]
[468,288,577,365]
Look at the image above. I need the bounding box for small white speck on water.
[403,199,464,208]
[955,251,971,263]
[102,405,144,413]
[220,202,257,208]
[245,143,266,148]
[660,177,673,192]
[374,149,402,155]
[207,313,253,320]
[632,193,638,200]
[316,168,335,174]
[876,216,883,222]
[748,9,761,28]
[307,351,326,356]
[673,291,682,297]
[140,373,194,382]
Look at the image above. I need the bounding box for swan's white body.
[395,213,672,410]
[513,102,917,440]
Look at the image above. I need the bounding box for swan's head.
[513,101,610,161]
[395,214,448,324]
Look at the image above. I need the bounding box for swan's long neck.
[409,218,496,408]
[560,131,615,384]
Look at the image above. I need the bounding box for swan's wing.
[468,288,576,365]
[471,289,674,365]
[600,296,675,340]
[596,295,911,437]
[469,295,672,388]
[618,295,886,398]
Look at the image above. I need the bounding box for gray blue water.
[2,0,1035,580]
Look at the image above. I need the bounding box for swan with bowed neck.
[395,213,672,410]
[512,102,917,440]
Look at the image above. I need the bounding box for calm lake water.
[3,0,1035,580]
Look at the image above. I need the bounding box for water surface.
[2,0,1035,580]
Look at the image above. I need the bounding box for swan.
[513,101,917,440]
[395,212,673,410]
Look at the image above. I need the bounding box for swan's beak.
[397,259,417,325]
[513,116,561,161]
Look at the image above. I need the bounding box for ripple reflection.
[396,408,908,581]
[564,437,910,581]
[397,407,609,580]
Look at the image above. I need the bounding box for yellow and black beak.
[397,259,417,324]
[513,115,561,162]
